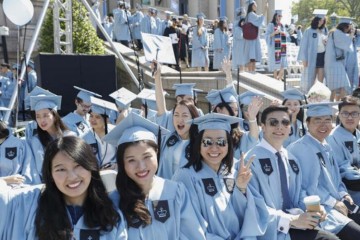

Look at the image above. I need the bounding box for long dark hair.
[218,20,227,32]
[185,129,234,174]
[311,17,327,30]
[238,18,245,28]
[246,3,256,15]
[36,109,69,148]
[282,99,306,136]
[35,136,120,240]
[116,140,158,228]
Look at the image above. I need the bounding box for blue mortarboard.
[27,60,35,69]
[275,10,283,16]
[196,12,206,20]
[25,86,56,110]
[30,94,62,111]
[173,83,196,97]
[303,102,339,117]
[109,87,137,109]
[193,88,203,98]
[239,90,264,105]
[137,88,158,111]
[90,96,118,116]
[339,17,354,24]
[206,85,238,106]
[164,10,173,16]
[103,112,169,146]
[219,16,228,22]
[313,9,328,19]
[74,86,102,104]
[189,113,240,133]
[12,63,20,70]
[246,0,255,5]
[281,88,305,101]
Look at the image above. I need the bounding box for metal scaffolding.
[53,0,73,54]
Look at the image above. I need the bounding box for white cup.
[304,195,321,212]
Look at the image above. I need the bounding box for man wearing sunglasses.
[246,106,338,239]
[327,96,360,200]
[288,102,360,240]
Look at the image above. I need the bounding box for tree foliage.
[292,0,360,27]
[39,0,105,54]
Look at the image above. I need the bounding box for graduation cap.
[90,96,118,116]
[173,83,196,97]
[189,113,240,133]
[193,88,204,98]
[219,16,228,22]
[281,88,305,101]
[30,94,62,111]
[313,9,328,19]
[137,88,159,111]
[302,102,339,117]
[141,33,177,65]
[25,86,56,110]
[103,112,169,146]
[196,12,206,20]
[246,0,255,5]
[239,90,264,105]
[339,17,355,24]
[12,63,20,70]
[206,85,238,106]
[275,10,283,16]
[74,86,102,104]
[109,87,137,109]
[27,60,35,69]
[148,7,156,14]
[164,10,173,16]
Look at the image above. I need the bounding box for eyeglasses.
[201,138,228,147]
[267,118,291,127]
[340,111,360,118]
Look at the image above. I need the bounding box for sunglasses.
[267,118,291,127]
[201,138,228,147]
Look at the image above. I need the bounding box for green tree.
[292,0,359,27]
[39,0,105,54]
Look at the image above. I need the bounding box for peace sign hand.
[236,153,255,190]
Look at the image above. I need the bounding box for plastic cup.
[304,195,321,212]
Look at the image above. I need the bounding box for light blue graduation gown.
[287,134,352,234]
[283,119,305,147]
[158,131,190,179]
[246,143,306,240]
[0,76,16,107]
[327,125,360,179]
[265,23,288,72]
[82,129,117,168]
[213,28,230,70]
[0,184,128,239]
[140,15,157,35]
[232,25,246,69]
[233,131,258,160]
[103,21,114,40]
[345,35,360,91]
[28,130,76,183]
[62,112,91,137]
[131,10,144,40]
[111,176,207,240]
[0,134,34,184]
[113,8,131,41]
[191,26,209,68]
[26,70,37,93]
[298,27,327,92]
[172,162,268,239]
[155,17,163,36]
[243,12,265,63]
[24,120,38,142]
[324,29,353,91]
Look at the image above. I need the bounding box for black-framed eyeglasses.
[267,118,291,127]
[340,111,360,118]
[201,138,228,147]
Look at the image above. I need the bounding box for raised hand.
[247,96,263,121]
[236,153,255,190]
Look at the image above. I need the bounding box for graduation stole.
[274,24,286,65]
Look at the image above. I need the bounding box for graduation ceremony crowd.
[1,0,360,239]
